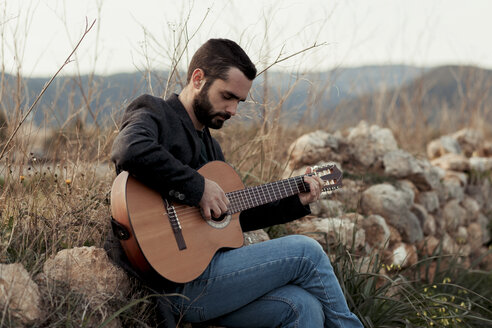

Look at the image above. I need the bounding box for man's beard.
[193,85,231,129]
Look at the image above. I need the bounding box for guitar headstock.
[310,164,343,193]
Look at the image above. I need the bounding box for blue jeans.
[167,235,363,327]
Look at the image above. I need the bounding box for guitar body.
[111,161,245,283]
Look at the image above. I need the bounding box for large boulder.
[383,150,441,191]
[360,183,423,243]
[416,190,440,213]
[288,216,365,250]
[452,129,483,157]
[478,141,492,157]
[43,246,131,304]
[244,230,270,245]
[427,136,462,160]
[0,263,43,326]
[383,150,422,178]
[309,199,345,218]
[431,153,470,172]
[466,179,492,213]
[285,130,342,170]
[461,196,481,223]
[442,199,468,233]
[469,157,492,172]
[361,214,391,250]
[438,175,465,202]
[347,121,398,168]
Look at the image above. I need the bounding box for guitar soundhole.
[206,213,232,229]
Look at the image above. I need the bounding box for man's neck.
[178,86,204,130]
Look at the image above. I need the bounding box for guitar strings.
[160,174,339,220]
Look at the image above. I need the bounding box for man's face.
[192,67,253,129]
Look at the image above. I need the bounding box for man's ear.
[191,68,205,90]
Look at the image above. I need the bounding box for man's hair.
[186,39,257,83]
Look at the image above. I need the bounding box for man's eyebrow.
[224,91,246,102]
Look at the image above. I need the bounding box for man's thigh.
[169,235,323,322]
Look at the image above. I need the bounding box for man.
[107,38,363,327]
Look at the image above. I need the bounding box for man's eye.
[223,94,232,100]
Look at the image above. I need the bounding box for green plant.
[328,239,492,327]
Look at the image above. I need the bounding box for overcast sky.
[2,0,491,77]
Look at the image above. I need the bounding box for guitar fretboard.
[226,176,309,214]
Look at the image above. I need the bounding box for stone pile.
[283,121,492,272]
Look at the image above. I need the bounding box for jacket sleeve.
[239,195,311,232]
[111,106,205,206]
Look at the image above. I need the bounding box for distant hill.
[7,64,483,128]
[331,65,492,127]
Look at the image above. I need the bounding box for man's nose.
[225,102,238,116]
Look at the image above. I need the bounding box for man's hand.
[299,167,325,206]
[199,178,230,220]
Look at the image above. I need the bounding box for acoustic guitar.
[110,161,342,283]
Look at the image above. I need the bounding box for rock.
[309,199,344,218]
[466,179,492,213]
[456,226,468,244]
[287,217,365,250]
[388,225,402,246]
[423,214,437,236]
[420,261,437,283]
[0,263,43,326]
[473,247,492,271]
[347,121,398,168]
[439,176,465,202]
[441,233,459,255]
[476,213,491,245]
[416,191,440,213]
[362,215,391,250]
[383,150,421,178]
[461,197,481,222]
[410,165,442,191]
[431,153,470,172]
[332,179,363,213]
[427,136,462,160]
[467,222,483,252]
[411,203,428,228]
[396,180,418,200]
[383,151,441,191]
[477,141,492,157]
[244,229,270,245]
[452,129,483,157]
[388,243,418,268]
[417,236,440,256]
[444,170,468,186]
[43,247,131,304]
[442,199,467,233]
[469,157,492,172]
[360,183,423,243]
[286,130,341,170]
[457,244,471,258]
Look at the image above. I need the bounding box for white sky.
[1,0,491,77]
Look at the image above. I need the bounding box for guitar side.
[111,161,245,283]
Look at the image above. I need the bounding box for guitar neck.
[226,175,309,214]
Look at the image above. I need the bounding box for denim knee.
[284,235,326,259]
[267,285,324,327]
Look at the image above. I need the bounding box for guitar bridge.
[163,198,187,251]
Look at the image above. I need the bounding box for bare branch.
[0,18,97,161]
[256,42,327,77]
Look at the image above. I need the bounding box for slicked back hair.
[186,39,257,84]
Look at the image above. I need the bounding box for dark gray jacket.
[110,93,310,232]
